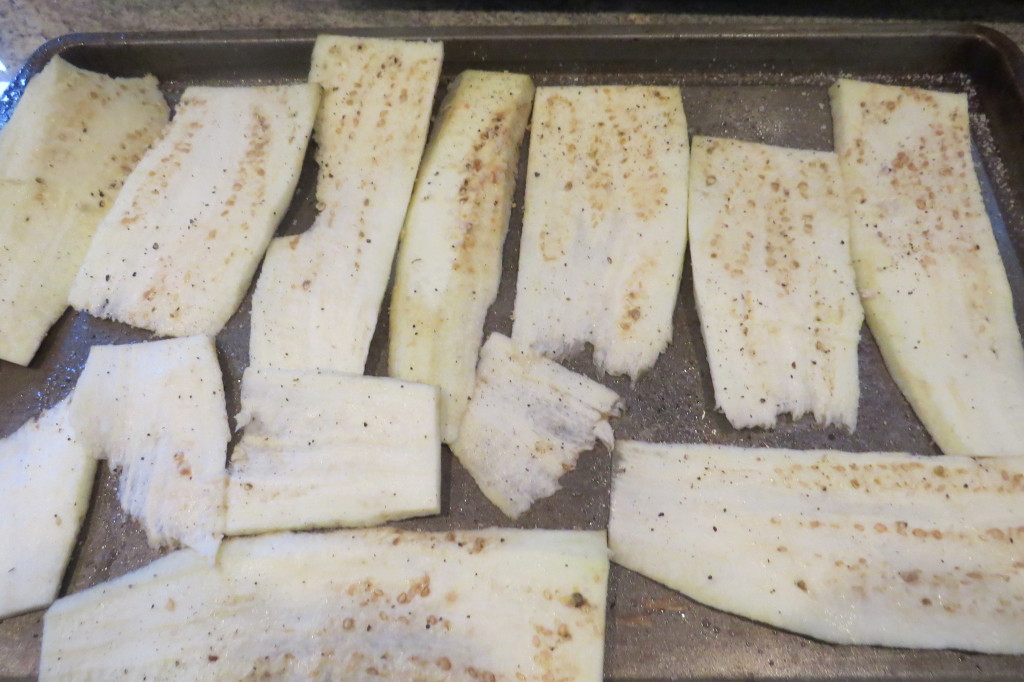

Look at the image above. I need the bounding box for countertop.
[3,0,1024,84]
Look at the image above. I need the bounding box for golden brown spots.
[172,451,192,477]
[466,667,496,682]
[436,657,451,671]
[795,580,808,592]
[301,280,312,291]
[874,523,888,533]
[391,575,432,605]
[899,569,921,584]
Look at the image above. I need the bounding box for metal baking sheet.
[2,23,1024,681]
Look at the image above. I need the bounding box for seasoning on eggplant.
[688,136,862,430]
[225,367,441,535]
[512,85,689,380]
[69,84,319,337]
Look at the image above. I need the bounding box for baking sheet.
[2,23,1024,681]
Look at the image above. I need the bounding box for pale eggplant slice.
[68,84,319,337]
[451,333,621,519]
[0,56,168,365]
[225,367,440,535]
[389,70,534,443]
[512,85,689,379]
[831,78,1024,456]
[0,397,97,619]
[688,136,863,430]
[69,336,230,557]
[609,440,1024,653]
[248,36,443,373]
[40,527,609,681]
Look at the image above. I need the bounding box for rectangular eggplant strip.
[249,36,442,373]
[225,368,440,535]
[688,136,862,429]
[512,85,689,380]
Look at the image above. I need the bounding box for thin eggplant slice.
[688,136,862,430]
[69,84,318,337]
[512,85,689,379]
[40,527,608,681]
[0,398,96,618]
[0,57,168,365]
[451,333,621,519]
[389,69,534,442]
[249,36,442,373]
[69,336,230,557]
[609,440,1024,653]
[831,78,1024,455]
[226,367,440,535]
